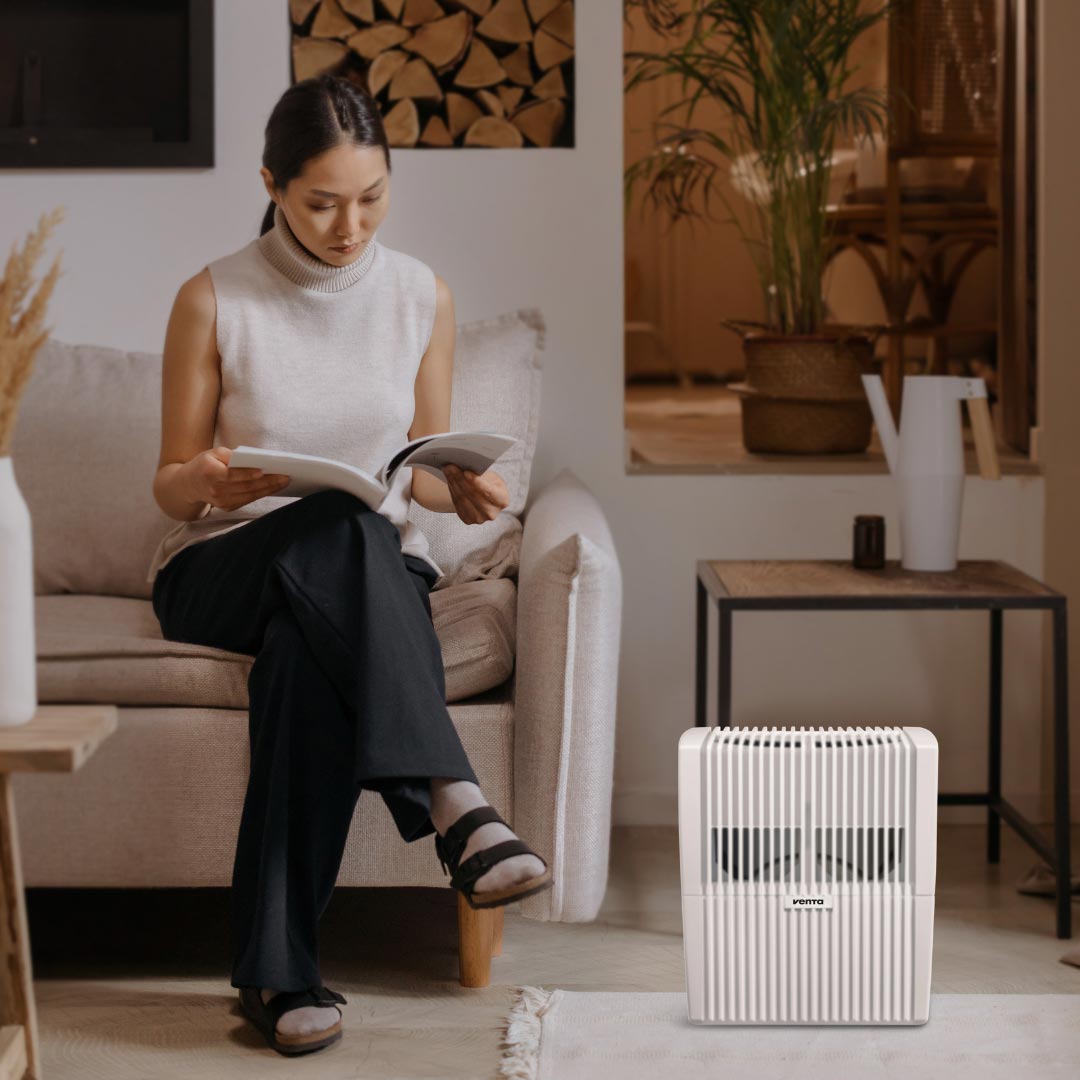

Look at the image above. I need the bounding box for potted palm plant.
[624,0,890,454]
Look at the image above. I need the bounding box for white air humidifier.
[679,726,938,1024]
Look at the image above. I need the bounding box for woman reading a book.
[146,74,552,1057]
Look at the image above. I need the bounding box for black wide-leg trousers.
[150,488,479,992]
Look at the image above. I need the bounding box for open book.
[228,431,518,512]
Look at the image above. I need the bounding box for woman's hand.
[442,463,509,524]
[181,446,291,512]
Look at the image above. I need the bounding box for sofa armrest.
[512,467,622,921]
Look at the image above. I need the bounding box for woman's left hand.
[443,463,509,524]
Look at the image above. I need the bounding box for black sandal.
[434,804,554,910]
[238,984,347,1056]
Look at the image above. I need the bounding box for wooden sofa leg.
[457,894,497,987]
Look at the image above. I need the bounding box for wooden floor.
[625,382,1040,475]
[25,824,1080,1078]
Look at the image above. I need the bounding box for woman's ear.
[259,167,278,204]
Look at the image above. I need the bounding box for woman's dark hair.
[259,74,391,237]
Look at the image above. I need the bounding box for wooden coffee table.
[0,705,117,1080]
[694,559,1072,939]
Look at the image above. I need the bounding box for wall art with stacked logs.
[290,0,575,148]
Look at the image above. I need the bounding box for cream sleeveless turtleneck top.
[145,202,443,584]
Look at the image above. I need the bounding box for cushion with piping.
[33,577,516,706]
[409,306,544,590]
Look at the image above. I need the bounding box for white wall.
[1,2,1050,825]
[1038,0,1080,825]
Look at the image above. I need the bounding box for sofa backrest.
[11,307,544,599]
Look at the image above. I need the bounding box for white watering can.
[861,374,1001,572]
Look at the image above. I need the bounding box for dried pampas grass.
[0,207,65,456]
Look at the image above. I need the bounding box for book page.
[380,431,518,484]
[228,446,387,511]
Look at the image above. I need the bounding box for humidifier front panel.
[682,893,934,1024]
[678,726,937,1025]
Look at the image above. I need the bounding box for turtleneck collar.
[256,202,379,293]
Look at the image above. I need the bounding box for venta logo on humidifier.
[783,895,835,910]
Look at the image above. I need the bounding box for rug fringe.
[498,985,555,1080]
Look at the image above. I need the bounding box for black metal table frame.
[694,560,1073,939]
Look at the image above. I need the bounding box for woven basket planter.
[728,333,877,454]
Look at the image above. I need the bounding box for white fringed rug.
[498,987,1080,1080]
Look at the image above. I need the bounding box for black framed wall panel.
[0,0,214,167]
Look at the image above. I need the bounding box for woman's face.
[261,141,390,265]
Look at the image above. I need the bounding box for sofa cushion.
[12,307,544,601]
[409,307,545,590]
[12,339,177,600]
[34,578,516,709]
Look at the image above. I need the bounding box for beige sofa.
[9,307,622,985]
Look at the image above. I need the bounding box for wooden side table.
[0,705,117,1080]
[694,559,1072,939]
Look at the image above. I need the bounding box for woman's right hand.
[181,446,291,511]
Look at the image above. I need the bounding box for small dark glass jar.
[853,515,885,569]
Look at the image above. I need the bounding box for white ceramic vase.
[0,454,36,726]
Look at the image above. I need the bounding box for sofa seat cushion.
[34,578,516,709]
